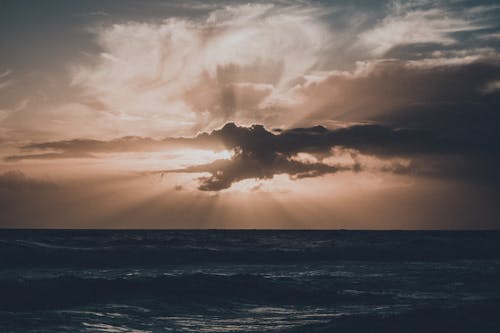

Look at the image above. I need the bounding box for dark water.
[1,230,500,332]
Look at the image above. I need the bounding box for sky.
[0,0,499,229]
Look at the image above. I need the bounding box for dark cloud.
[174,150,345,191]
[297,58,500,129]
[164,121,500,191]
[7,55,500,191]
[3,122,411,162]
[164,123,362,191]
[6,135,223,161]
[9,119,500,190]
[5,152,93,161]
[184,63,280,123]
[206,121,499,158]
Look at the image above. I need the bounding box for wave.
[3,230,500,268]
[0,273,396,311]
[281,301,500,333]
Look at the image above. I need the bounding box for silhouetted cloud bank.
[165,121,500,190]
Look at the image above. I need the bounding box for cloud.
[203,122,439,157]
[480,32,500,40]
[482,80,500,94]
[5,135,223,161]
[159,120,500,191]
[358,4,484,56]
[3,0,499,143]
[9,116,500,190]
[2,1,500,194]
[176,153,343,191]
[0,69,12,80]
[7,120,442,161]
[69,3,331,135]
[0,69,13,90]
[288,56,500,131]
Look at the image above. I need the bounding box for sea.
[1,230,500,332]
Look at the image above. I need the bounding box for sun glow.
[85,149,234,172]
[224,178,264,193]
[173,149,233,167]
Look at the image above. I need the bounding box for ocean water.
[1,230,500,332]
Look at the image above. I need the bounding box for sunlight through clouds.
[1,0,500,229]
[70,4,331,136]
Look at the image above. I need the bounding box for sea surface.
[1,230,500,332]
